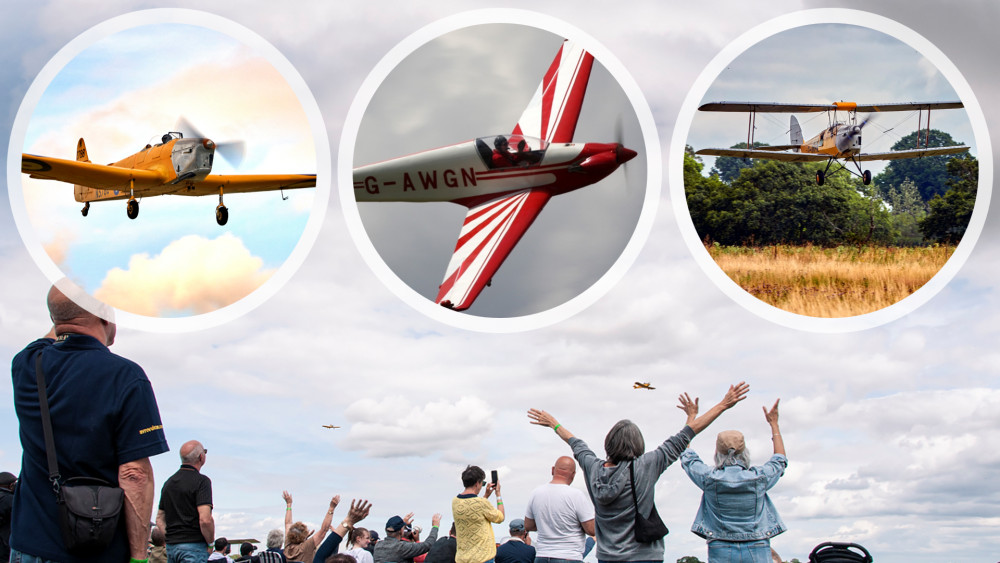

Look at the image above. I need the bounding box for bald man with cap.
[523,456,595,563]
[9,285,168,561]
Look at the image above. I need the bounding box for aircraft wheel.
[816,170,825,186]
[862,170,872,185]
[126,199,139,219]
[81,202,90,217]
[216,205,229,226]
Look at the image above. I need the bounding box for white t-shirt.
[346,545,375,563]
[524,483,595,559]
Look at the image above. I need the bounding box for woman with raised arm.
[680,399,787,563]
[283,490,342,563]
[527,382,749,563]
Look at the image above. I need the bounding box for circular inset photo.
[674,10,990,331]
[9,10,329,331]
[342,13,657,330]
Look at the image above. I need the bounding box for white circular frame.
[7,9,331,333]
[669,8,992,333]
[339,9,662,333]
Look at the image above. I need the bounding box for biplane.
[695,101,969,186]
[353,40,637,312]
[633,382,655,390]
[322,425,341,429]
[21,129,315,226]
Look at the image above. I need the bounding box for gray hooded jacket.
[569,426,695,561]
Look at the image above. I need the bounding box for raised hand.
[763,399,780,427]
[527,408,558,428]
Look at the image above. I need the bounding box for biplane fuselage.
[799,122,863,159]
[354,136,635,207]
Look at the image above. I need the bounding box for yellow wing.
[22,153,167,192]
[171,174,316,196]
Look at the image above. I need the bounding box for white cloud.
[94,233,273,315]
[341,396,495,458]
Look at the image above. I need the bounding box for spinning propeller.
[176,117,247,168]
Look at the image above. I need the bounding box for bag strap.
[628,459,641,520]
[34,352,62,495]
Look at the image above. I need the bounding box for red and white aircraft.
[353,40,637,312]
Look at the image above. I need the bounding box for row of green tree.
[685,130,977,246]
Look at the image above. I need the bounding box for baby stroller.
[808,541,873,563]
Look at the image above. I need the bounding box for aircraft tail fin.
[789,116,803,148]
[74,138,92,202]
[75,138,91,163]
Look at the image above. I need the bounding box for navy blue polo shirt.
[10,335,169,562]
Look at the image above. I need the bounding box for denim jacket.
[680,449,787,542]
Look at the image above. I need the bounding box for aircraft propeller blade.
[176,116,247,168]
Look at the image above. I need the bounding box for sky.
[351,24,646,318]
[686,22,977,179]
[14,21,317,318]
[1,1,999,563]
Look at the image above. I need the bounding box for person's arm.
[492,483,505,522]
[523,517,537,532]
[198,504,214,545]
[764,399,785,457]
[155,508,166,534]
[686,382,749,435]
[315,530,343,562]
[310,495,341,548]
[332,498,372,539]
[119,457,154,559]
[283,490,293,537]
[527,409,575,443]
[581,519,595,537]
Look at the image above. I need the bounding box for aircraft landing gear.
[81,202,90,217]
[216,187,228,226]
[126,199,139,219]
[862,169,872,185]
[816,170,825,186]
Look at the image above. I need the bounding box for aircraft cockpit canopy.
[157,131,184,146]
[476,134,548,169]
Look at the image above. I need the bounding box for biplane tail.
[789,115,803,148]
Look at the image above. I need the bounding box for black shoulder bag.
[35,353,125,556]
[628,460,669,543]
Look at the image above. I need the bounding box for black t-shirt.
[159,465,213,544]
[424,536,457,563]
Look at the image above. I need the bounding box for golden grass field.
[708,244,956,317]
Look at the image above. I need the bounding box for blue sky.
[1,2,999,562]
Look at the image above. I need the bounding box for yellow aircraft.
[322,425,340,429]
[696,101,968,186]
[633,382,655,390]
[21,130,316,225]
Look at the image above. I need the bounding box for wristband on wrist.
[130,559,149,563]
[553,424,561,432]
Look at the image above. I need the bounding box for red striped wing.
[512,41,594,144]
[435,189,551,311]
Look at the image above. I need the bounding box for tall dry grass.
[708,244,956,317]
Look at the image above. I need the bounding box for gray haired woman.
[527,382,749,563]
[680,400,786,563]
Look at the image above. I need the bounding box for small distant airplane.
[695,101,968,186]
[633,382,655,390]
[21,126,315,225]
[353,40,637,312]
[322,425,340,429]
